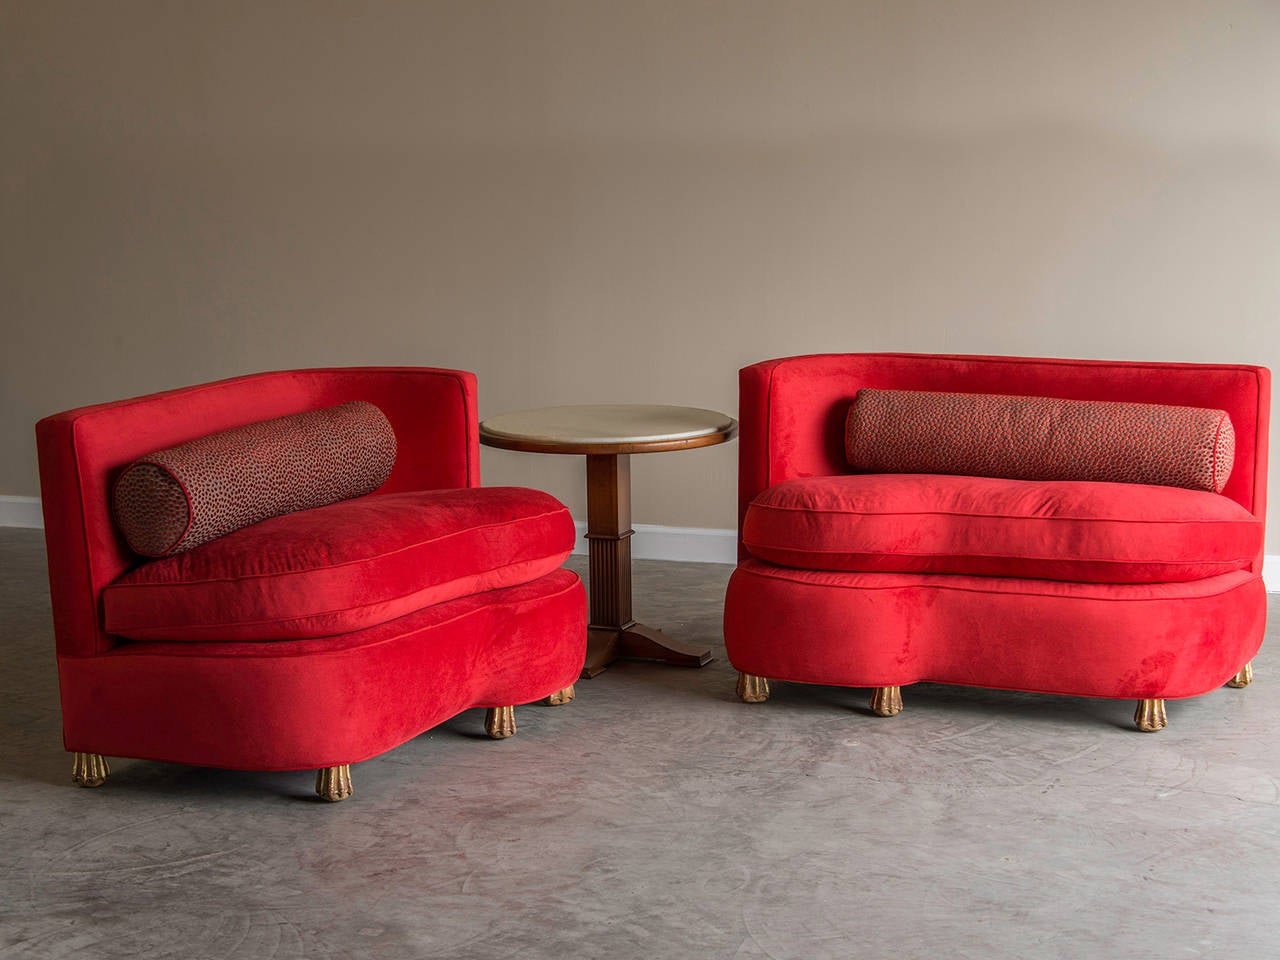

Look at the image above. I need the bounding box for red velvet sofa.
[36,367,586,800]
[725,353,1270,730]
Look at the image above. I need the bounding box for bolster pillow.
[846,389,1234,493]
[113,401,397,557]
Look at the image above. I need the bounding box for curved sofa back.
[36,367,479,658]
[738,353,1270,569]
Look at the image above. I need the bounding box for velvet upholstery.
[36,368,587,777]
[104,487,575,641]
[726,561,1265,700]
[63,571,585,770]
[738,354,1270,570]
[727,353,1270,713]
[38,368,481,660]
[744,473,1261,583]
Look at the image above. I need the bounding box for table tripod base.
[582,623,713,678]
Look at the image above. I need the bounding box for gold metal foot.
[71,752,109,788]
[870,686,904,717]
[485,705,516,739]
[1227,661,1254,688]
[1134,699,1168,732]
[544,686,576,706]
[736,672,770,703]
[315,765,353,802]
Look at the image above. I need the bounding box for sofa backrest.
[36,367,479,658]
[738,353,1270,569]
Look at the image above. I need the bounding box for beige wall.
[4,1,1279,549]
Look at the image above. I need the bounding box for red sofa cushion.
[103,487,575,641]
[846,389,1235,492]
[112,400,397,557]
[743,473,1261,583]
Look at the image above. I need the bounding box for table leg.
[581,453,714,678]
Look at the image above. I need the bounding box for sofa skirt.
[59,569,586,770]
[724,560,1265,701]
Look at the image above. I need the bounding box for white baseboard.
[3,495,1277,590]
[572,522,738,565]
[0,495,42,529]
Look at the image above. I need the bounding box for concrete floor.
[1,526,1278,959]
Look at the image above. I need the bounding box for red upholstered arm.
[738,353,1270,568]
[36,367,479,658]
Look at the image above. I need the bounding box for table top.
[479,404,738,455]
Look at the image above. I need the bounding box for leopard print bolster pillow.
[846,389,1234,493]
[113,401,397,557]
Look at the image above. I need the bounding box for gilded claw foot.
[71,752,109,788]
[1227,661,1254,688]
[485,706,517,739]
[315,765,353,801]
[544,686,576,706]
[736,673,770,703]
[1134,699,1168,732]
[870,686,904,717]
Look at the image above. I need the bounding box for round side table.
[480,404,737,678]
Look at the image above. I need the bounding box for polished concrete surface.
[2,526,1278,959]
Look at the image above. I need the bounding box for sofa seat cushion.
[103,487,575,641]
[743,473,1261,583]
